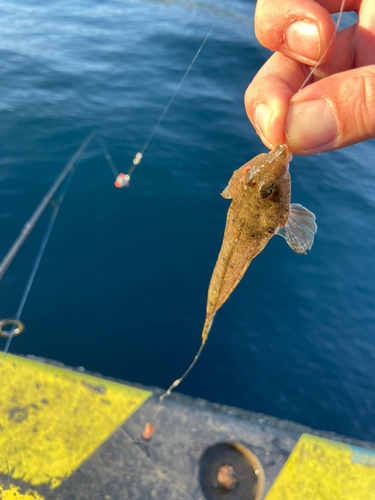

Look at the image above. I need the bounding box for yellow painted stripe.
[0,484,44,500]
[265,433,375,500]
[0,354,151,489]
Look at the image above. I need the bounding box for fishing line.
[0,131,115,363]
[96,135,120,178]
[0,167,78,366]
[0,131,97,282]
[142,316,215,442]
[114,0,230,188]
[160,341,207,403]
[0,130,121,362]
[299,0,346,91]
[142,0,348,437]
[1,2,230,493]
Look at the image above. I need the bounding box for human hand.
[245,0,375,155]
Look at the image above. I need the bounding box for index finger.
[255,0,360,65]
[245,51,304,150]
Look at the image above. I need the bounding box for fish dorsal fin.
[221,184,232,199]
[278,203,317,254]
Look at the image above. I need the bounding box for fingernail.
[255,103,272,142]
[285,21,320,61]
[285,99,337,151]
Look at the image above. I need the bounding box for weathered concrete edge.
[24,353,375,452]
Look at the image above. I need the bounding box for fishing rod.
[0,0,230,352]
[0,0,231,278]
[0,130,123,354]
[0,130,96,282]
[0,168,77,361]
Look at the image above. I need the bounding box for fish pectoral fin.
[220,184,232,199]
[277,203,317,254]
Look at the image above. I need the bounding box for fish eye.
[260,183,274,199]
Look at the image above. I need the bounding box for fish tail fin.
[202,313,215,345]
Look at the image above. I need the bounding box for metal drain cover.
[199,442,264,500]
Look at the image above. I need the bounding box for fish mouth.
[244,144,292,187]
[269,144,293,172]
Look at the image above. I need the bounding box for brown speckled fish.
[147,144,317,426]
[201,144,317,344]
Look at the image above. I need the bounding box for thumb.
[284,65,375,154]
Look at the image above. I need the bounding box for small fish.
[201,144,317,344]
[154,144,317,413]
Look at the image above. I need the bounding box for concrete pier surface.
[1,353,374,500]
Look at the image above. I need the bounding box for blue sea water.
[1,0,375,444]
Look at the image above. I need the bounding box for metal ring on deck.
[0,319,25,337]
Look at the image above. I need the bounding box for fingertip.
[255,0,337,66]
[245,95,288,151]
[245,61,295,149]
[253,104,273,149]
[244,85,273,148]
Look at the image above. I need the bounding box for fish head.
[243,144,292,205]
